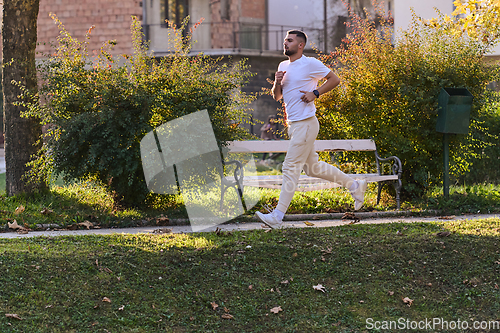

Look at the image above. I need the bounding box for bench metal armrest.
[374,150,402,178]
[219,159,246,211]
[221,159,244,186]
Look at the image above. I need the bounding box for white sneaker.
[255,211,283,229]
[351,180,368,211]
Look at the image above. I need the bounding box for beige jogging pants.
[276,116,356,213]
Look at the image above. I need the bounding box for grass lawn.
[0,219,499,332]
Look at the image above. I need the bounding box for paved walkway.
[1,212,498,239]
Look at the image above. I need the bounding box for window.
[161,0,189,27]
[240,24,262,50]
[220,0,230,21]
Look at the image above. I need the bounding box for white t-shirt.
[278,55,331,122]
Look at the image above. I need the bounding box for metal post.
[443,133,450,197]
[324,0,327,52]
[250,115,254,135]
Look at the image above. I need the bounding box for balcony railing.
[142,21,326,54]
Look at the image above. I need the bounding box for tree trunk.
[2,0,45,195]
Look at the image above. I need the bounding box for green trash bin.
[436,87,473,134]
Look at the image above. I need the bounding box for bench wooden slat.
[227,139,377,153]
[226,174,398,188]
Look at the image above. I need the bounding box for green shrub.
[316,3,500,197]
[457,89,500,184]
[23,16,255,206]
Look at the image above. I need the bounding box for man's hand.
[272,71,286,101]
[275,71,286,85]
[299,90,316,103]
[299,72,340,103]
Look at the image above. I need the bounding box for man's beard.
[284,48,296,56]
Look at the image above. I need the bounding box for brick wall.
[241,0,265,19]
[37,0,142,57]
[0,0,142,59]
[210,0,239,49]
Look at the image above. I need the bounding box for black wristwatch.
[313,89,320,98]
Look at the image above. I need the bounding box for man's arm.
[300,71,340,103]
[272,70,286,101]
[317,71,340,95]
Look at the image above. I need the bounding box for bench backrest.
[227,139,377,153]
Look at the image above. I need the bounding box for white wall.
[393,0,453,33]
[267,0,327,51]
[393,0,499,56]
[190,0,211,50]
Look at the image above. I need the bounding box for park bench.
[221,139,402,210]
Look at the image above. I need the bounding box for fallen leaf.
[359,300,365,304]
[5,314,22,320]
[342,212,360,223]
[313,284,326,293]
[270,306,282,314]
[118,305,125,311]
[102,297,111,303]
[224,307,230,313]
[78,221,93,229]
[321,247,333,254]
[402,297,413,307]
[388,291,394,296]
[221,313,234,319]
[40,208,53,215]
[304,221,315,226]
[248,285,253,290]
[156,215,169,226]
[210,301,218,310]
[7,220,22,230]
[292,252,298,257]
[436,231,451,237]
[14,205,25,215]
[427,283,433,287]
[438,215,456,220]
[342,212,356,220]
[151,228,172,234]
[8,220,30,233]
[281,280,289,285]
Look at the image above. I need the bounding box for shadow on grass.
[0,176,188,229]
[0,220,499,332]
